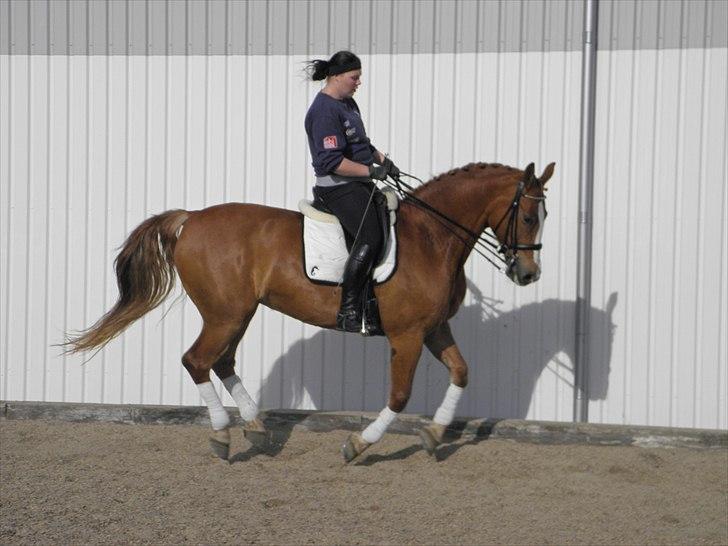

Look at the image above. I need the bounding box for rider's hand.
[369,164,389,181]
[382,156,400,179]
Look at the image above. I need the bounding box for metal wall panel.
[590,45,728,429]
[1,0,726,429]
[0,51,582,417]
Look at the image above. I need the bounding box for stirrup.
[361,283,384,336]
[336,309,383,336]
[336,309,363,333]
[362,316,384,337]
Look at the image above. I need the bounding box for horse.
[64,161,555,462]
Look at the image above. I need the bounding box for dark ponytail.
[305,51,361,81]
[305,59,331,81]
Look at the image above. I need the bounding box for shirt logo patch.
[323,135,338,149]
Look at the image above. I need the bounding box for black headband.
[327,60,361,76]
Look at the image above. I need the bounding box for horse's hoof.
[244,429,269,450]
[341,433,370,463]
[209,428,231,460]
[419,423,446,456]
[243,418,270,450]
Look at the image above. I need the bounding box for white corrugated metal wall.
[590,0,727,428]
[1,0,726,429]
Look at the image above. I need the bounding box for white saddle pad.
[299,192,398,285]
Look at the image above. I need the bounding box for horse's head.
[492,162,555,286]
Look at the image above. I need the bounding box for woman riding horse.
[305,50,400,333]
[63,122,554,463]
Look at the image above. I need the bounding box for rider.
[304,51,400,333]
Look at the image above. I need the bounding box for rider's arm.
[372,150,386,164]
[309,99,383,178]
[308,112,348,175]
[333,157,371,178]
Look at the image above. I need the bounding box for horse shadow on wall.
[259,286,618,421]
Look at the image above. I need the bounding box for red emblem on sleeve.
[323,135,338,149]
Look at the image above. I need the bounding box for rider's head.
[305,51,362,100]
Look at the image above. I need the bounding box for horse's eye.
[523,215,536,226]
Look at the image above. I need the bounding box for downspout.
[574,0,598,423]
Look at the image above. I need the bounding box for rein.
[382,171,546,273]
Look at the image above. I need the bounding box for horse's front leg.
[341,332,424,462]
[419,321,468,454]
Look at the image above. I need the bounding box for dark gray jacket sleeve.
[310,113,347,174]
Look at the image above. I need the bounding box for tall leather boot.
[336,242,374,332]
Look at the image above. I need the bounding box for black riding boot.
[336,242,375,332]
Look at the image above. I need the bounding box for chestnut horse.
[65,161,555,462]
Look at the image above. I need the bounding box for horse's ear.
[523,162,535,181]
[539,162,556,185]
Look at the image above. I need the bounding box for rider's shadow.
[257,287,618,454]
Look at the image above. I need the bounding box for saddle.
[298,187,400,336]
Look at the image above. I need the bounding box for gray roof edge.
[2,42,727,56]
[2,0,725,56]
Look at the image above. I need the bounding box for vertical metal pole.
[574,0,598,423]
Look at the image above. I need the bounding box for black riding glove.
[382,156,400,179]
[369,164,389,181]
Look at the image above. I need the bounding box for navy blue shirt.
[305,92,377,177]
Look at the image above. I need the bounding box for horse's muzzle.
[506,256,541,286]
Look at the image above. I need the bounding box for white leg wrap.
[361,406,398,444]
[433,383,464,426]
[222,375,258,422]
[197,382,230,431]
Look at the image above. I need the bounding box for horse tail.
[63,209,190,354]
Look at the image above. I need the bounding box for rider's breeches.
[313,180,383,256]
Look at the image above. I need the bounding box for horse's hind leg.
[210,315,270,450]
[419,321,469,454]
[182,322,244,460]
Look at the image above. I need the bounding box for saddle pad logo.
[323,135,338,149]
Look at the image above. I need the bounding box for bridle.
[491,178,547,257]
[382,171,547,273]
